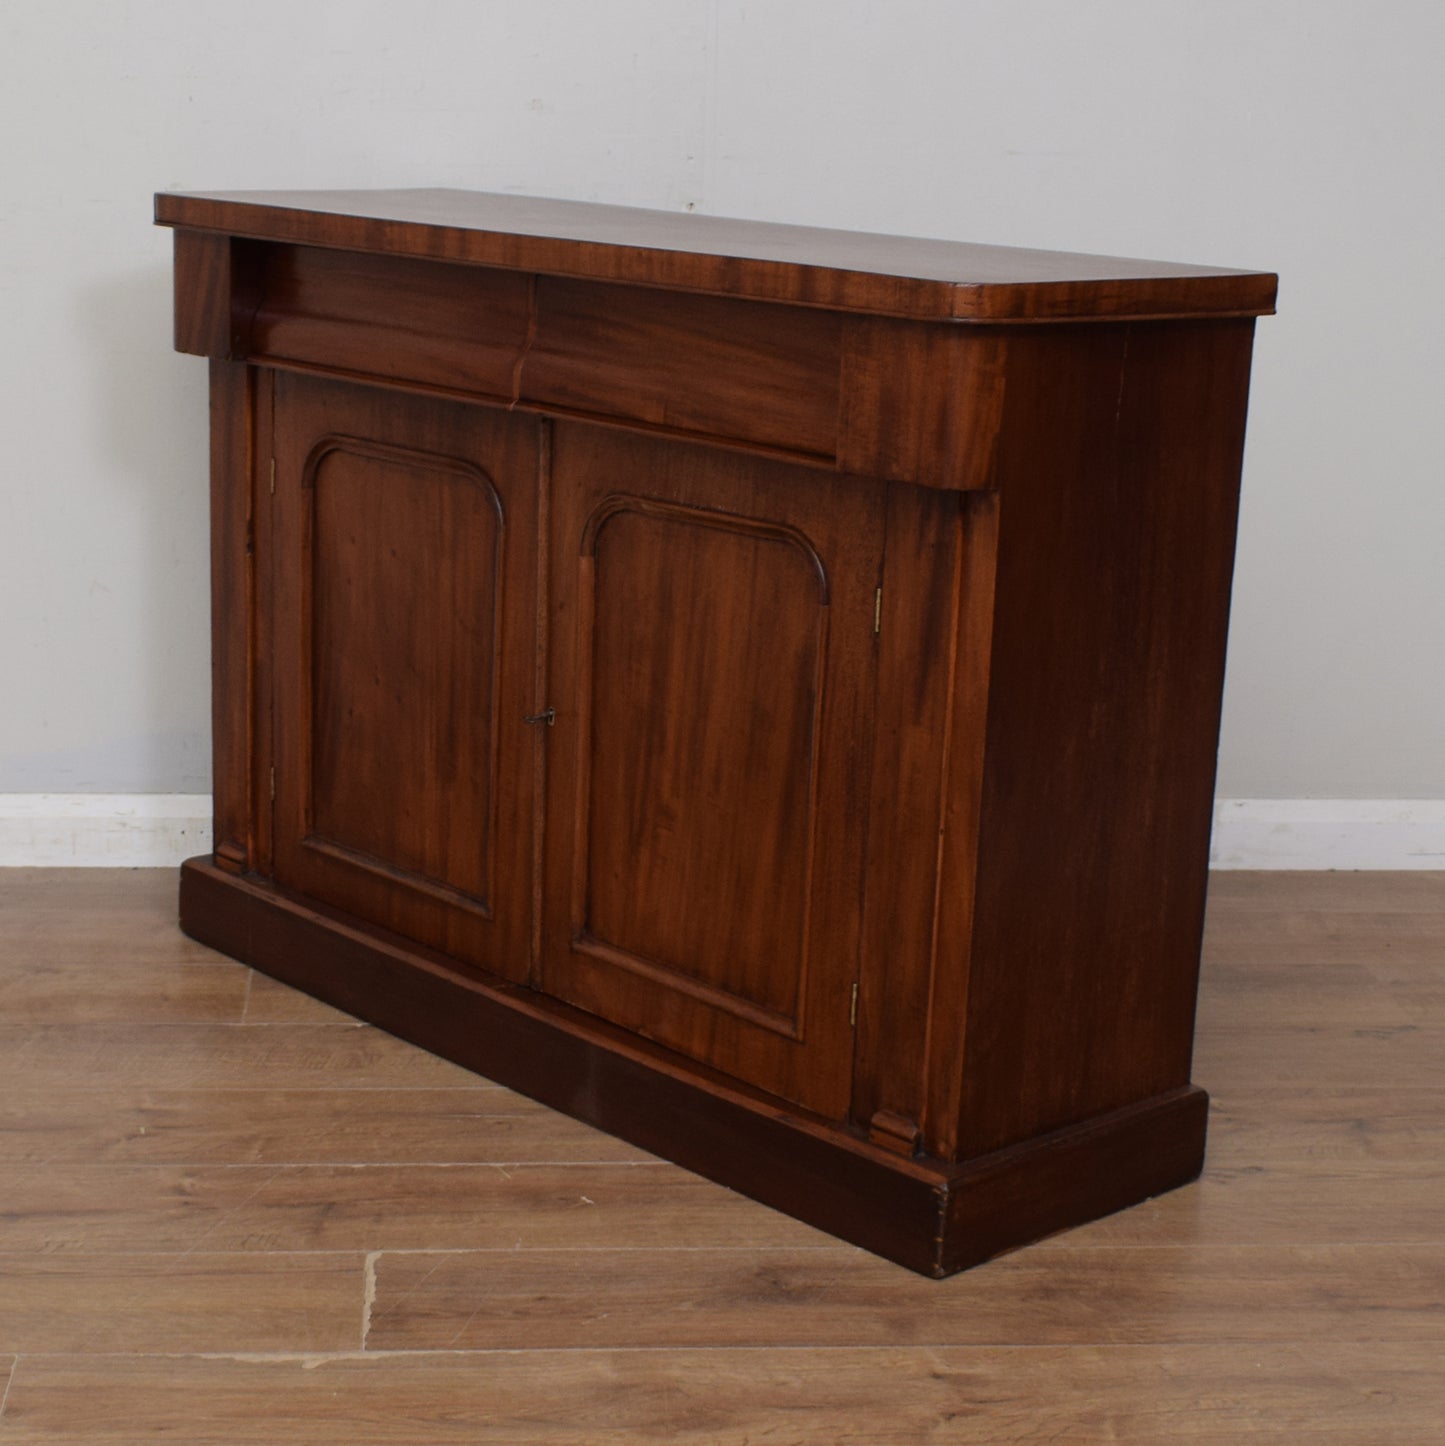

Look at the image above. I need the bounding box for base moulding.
[180,854,1207,1277]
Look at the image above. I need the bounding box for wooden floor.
[0,871,1441,1442]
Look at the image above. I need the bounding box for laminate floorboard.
[0,1087,649,1165]
[0,957,248,1023]
[0,867,1441,1442]
[0,1160,822,1254]
[3,1346,1442,1444]
[1192,1023,1445,1089]
[367,1242,1445,1350]
[244,968,364,1024]
[1205,1087,1445,1167]
[1203,870,1445,912]
[0,1022,482,1091]
[1195,958,1426,1028]
[0,1253,364,1354]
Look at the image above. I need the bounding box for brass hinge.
[850,982,859,1028]
[873,587,882,634]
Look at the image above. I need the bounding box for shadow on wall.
[64,259,212,793]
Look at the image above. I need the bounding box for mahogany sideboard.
[157,188,1275,1276]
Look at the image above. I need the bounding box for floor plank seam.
[0,1161,671,1171]
[239,969,254,1023]
[9,1342,1442,1361]
[0,1354,16,1420]
[360,1251,379,1349]
[0,1160,664,1169]
[0,1246,854,1259]
[0,1085,518,1094]
[4,1241,1441,1260]
[0,1087,519,1094]
[367,1255,448,1334]
[206,1021,373,1029]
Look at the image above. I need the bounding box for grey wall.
[3,1,1440,798]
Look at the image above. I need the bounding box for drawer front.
[520,277,842,458]
[173,230,1005,490]
[244,243,842,460]
[250,243,531,399]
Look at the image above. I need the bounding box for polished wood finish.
[157,189,1273,1274]
[956,319,1256,1157]
[524,278,842,457]
[230,239,988,476]
[172,230,238,357]
[157,188,1278,322]
[2,869,1443,1441]
[540,427,882,1113]
[838,317,1005,487]
[251,243,530,398]
[270,373,538,978]
[206,359,255,874]
[178,853,1205,1275]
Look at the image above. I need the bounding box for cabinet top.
[155,188,1275,324]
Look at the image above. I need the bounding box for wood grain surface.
[156,188,1278,322]
[0,867,1440,1441]
[206,358,255,874]
[268,373,540,980]
[953,319,1258,1158]
[540,425,884,1115]
[165,205,1270,1277]
[2,1346,1440,1444]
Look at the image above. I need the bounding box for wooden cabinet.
[159,189,1275,1276]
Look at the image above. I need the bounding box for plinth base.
[180,856,1208,1278]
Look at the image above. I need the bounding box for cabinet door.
[541,424,883,1118]
[270,372,538,981]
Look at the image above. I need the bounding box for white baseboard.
[2,794,1443,871]
[1209,799,1445,870]
[0,794,212,867]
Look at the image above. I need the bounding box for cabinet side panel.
[958,320,1256,1157]
[207,359,255,873]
